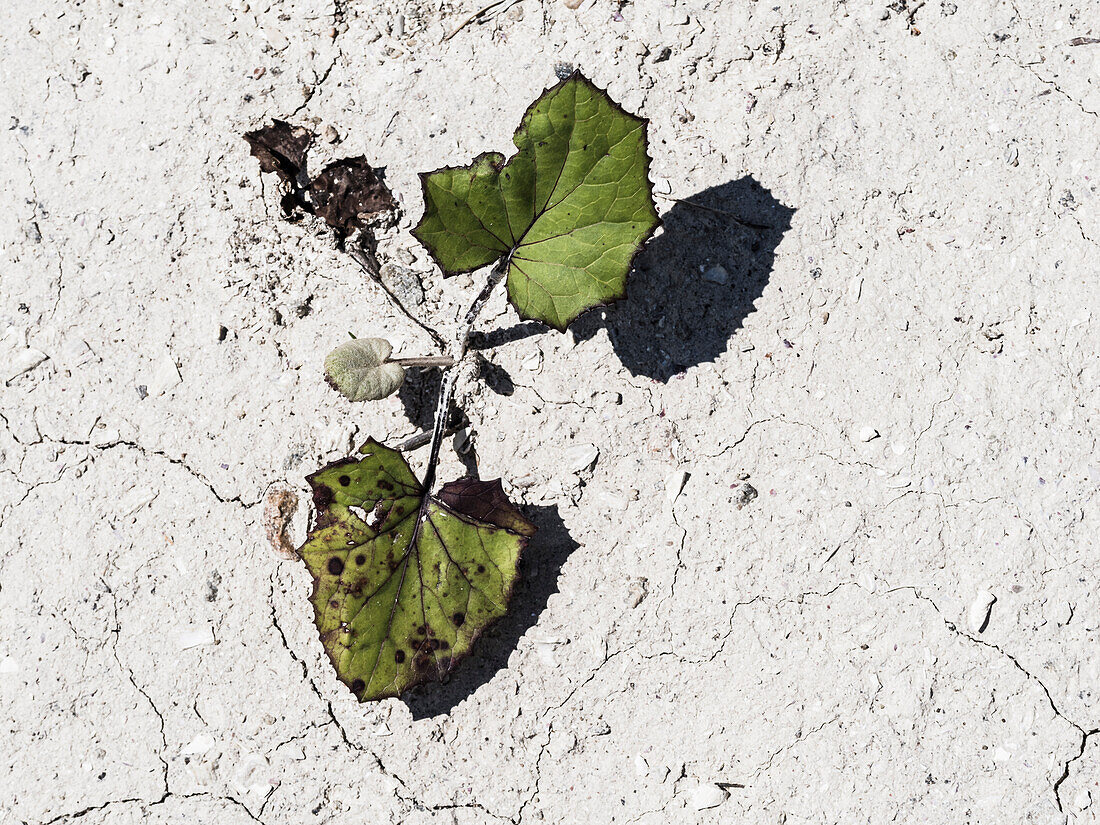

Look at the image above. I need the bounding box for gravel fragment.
[855,426,879,442]
[968,590,996,633]
[686,784,728,810]
[565,443,599,473]
[702,264,730,284]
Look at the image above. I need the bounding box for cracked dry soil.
[2,0,1099,823]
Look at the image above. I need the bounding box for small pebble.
[182,733,216,756]
[627,577,648,608]
[968,590,996,633]
[634,754,649,777]
[176,626,216,650]
[686,784,728,810]
[702,264,730,285]
[0,656,18,674]
[856,426,880,442]
[379,263,425,306]
[665,469,689,505]
[61,338,97,367]
[734,482,757,509]
[147,351,182,397]
[565,443,599,473]
[281,745,306,761]
[1074,790,1092,810]
[322,124,340,143]
[521,351,543,372]
[3,348,47,383]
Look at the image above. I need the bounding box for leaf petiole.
[389,355,455,368]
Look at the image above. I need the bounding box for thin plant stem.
[347,242,449,350]
[420,255,510,493]
[393,424,463,453]
[390,355,455,367]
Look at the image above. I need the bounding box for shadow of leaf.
[570,175,795,380]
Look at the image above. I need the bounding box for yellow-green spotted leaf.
[297,439,535,701]
[412,72,660,331]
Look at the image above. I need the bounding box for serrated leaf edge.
[299,452,533,701]
[412,70,662,331]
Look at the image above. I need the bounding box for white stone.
[147,351,182,397]
[176,625,216,649]
[665,469,689,505]
[182,733,216,755]
[60,337,98,367]
[686,783,728,810]
[3,348,47,383]
[565,443,599,473]
[968,591,996,633]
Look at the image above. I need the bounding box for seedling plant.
[246,71,659,701]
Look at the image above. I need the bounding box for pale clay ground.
[1,0,1098,823]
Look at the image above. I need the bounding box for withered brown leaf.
[243,120,313,185]
[308,156,398,234]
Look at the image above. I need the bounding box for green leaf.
[324,338,405,401]
[297,439,535,701]
[412,71,660,331]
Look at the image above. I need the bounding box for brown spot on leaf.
[355,554,366,566]
[338,474,351,486]
[313,484,334,511]
[327,557,345,576]
[394,649,406,663]
[378,479,394,491]
[351,678,365,693]
[453,612,464,626]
